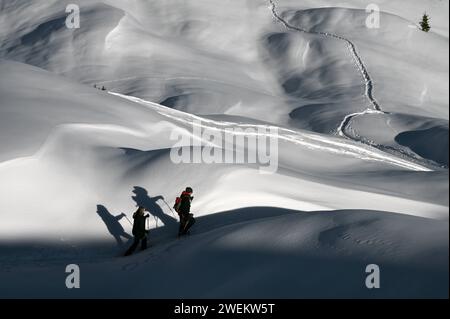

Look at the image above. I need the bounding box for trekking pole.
[124,214,133,226]
[162,199,178,218]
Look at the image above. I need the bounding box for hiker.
[124,206,150,256]
[174,187,196,237]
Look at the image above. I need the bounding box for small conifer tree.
[420,13,431,32]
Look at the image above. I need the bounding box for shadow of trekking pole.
[161,198,178,218]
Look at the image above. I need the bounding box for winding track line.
[267,0,440,169]
[110,92,431,172]
[268,0,381,113]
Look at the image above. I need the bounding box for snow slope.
[1,209,448,298]
[0,59,448,298]
[269,0,448,168]
[0,0,448,168]
[0,0,448,298]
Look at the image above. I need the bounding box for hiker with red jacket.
[174,187,196,237]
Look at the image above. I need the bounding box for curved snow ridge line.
[97,76,276,98]
[341,122,445,169]
[337,109,385,137]
[0,123,150,169]
[110,92,431,172]
[0,156,35,169]
[337,110,443,169]
[160,112,386,162]
[268,0,381,112]
[337,109,441,169]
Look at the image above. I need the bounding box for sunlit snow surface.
[0,0,448,298]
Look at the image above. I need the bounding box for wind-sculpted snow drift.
[0,0,448,298]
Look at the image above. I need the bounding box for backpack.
[173,197,182,213]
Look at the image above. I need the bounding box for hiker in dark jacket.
[175,187,196,237]
[124,206,150,256]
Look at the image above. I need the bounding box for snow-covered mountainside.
[0,0,448,298]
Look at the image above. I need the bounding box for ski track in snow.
[267,0,440,169]
[110,92,430,172]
